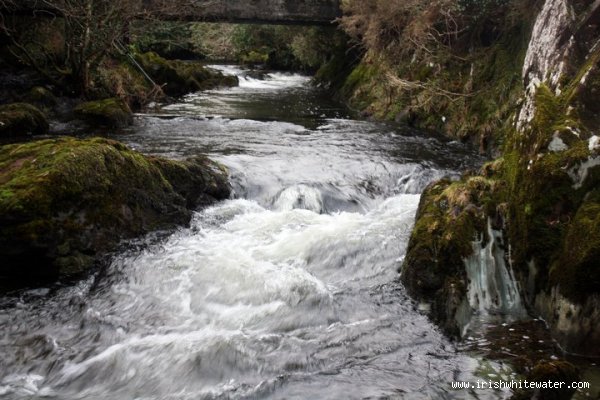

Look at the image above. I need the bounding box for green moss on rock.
[95,61,157,109]
[74,98,133,128]
[550,191,600,301]
[401,174,504,335]
[512,360,579,400]
[0,103,49,137]
[240,51,269,66]
[23,87,57,108]
[402,52,600,354]
[134,52,238,97]
[503,77,599,303]
[0,137,230,282]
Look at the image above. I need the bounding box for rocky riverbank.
[0,51,238,138]
[402,0,600,358]
[0,137,230,286]
[331,0,600,363]
[0,45,238,288]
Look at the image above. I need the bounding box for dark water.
[0,66,530,399]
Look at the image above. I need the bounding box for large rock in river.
[400,0,600,357]
[73,98,133,128]
[0,137,230,283]
[0,103,49,137]
[134,52,239,96]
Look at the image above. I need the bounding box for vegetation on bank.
[0,1,340,289]
[0,2,340,129]
[134,51,238,96]
[0,103,49,137]
[331,0,537,152]
[360,0,600,359]
[132,21,343,72]
[0,1,139,96]
[74,98,133,128]
[0,137,230,283]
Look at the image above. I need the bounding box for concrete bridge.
[11,0,341,25]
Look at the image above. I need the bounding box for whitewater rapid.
[0,66,517,399]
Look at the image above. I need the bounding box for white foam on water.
[273,185,324,213]
[15,195,432,399]
[0,63,495,400]
[208,64,311,92]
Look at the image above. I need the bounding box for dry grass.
[340,0,465,61]
[339,0,531,62]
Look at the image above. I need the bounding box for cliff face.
[334,0,600,355]
[504,0,600,355]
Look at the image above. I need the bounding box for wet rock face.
[507,0,600,356]
[512,360,579,400]
[401,174,505,337]
[402,0,600,356]
[0,138,230,284]
[134,52,239,97]
[0,103,49,137]
[74,98,133,128]
[535,290,600,357]
[521,0,572,85]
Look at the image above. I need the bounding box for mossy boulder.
[240,51,269,66]
[23,87,57,108]
[134,52,238,97]
[95,61,158,109]
[511,360,579,400]
[402,69,600,354]
[74,98,133,128]
[0,137,230,284]
[401,173,504,336]
[552,194,600,300]
[0,103,49,137]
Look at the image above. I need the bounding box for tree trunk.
[79,0,93,95]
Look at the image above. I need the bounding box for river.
[0,66,522,399]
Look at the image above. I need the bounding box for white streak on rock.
[517,0,574,131]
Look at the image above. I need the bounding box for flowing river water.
[1,66,535,399]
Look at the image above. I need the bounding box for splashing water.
[0,66,516,400]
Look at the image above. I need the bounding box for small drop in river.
[0,66,584,399]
